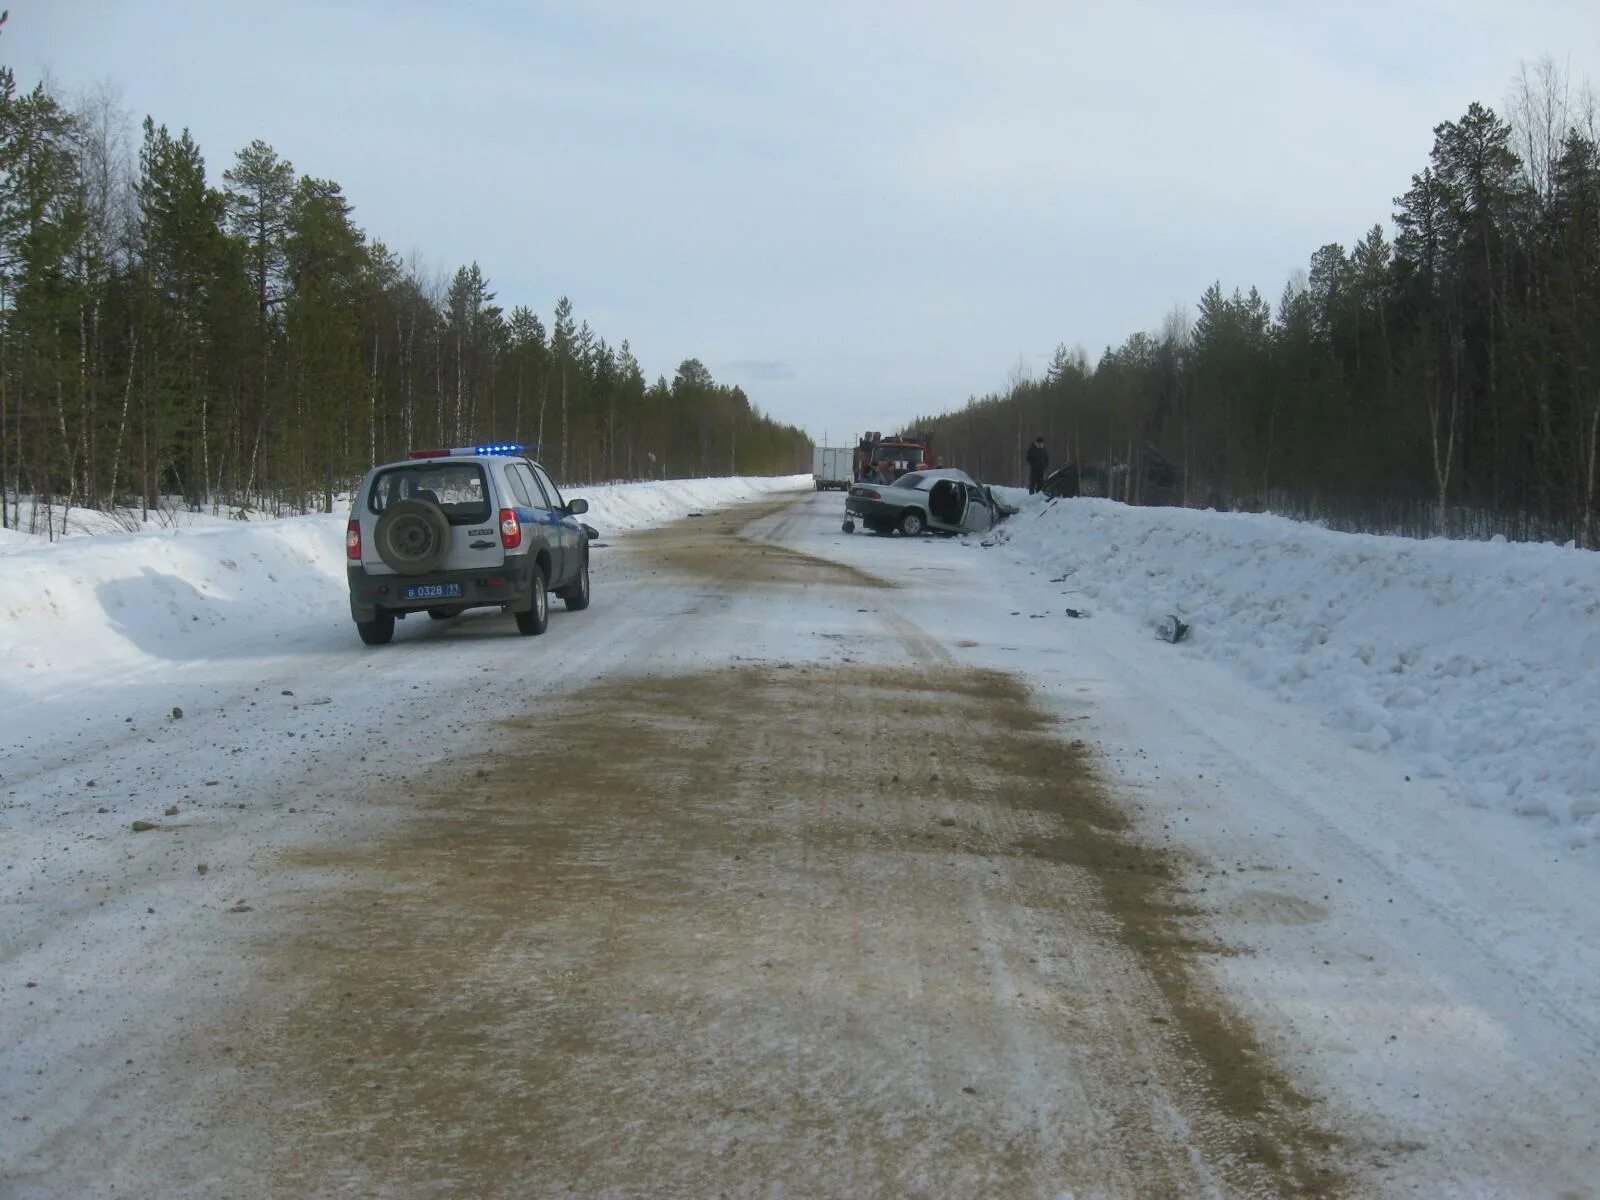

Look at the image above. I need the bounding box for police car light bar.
[407,443,529,459]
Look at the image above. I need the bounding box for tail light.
[856,488,881,499]
[499,508,522,550]
[345,519,362,560]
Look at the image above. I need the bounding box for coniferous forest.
[8,49,1597,549]
[914,67,1600,548]
[0,64,812,532]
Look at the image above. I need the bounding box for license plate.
[402,582,462,601]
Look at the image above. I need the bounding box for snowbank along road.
[3,483,1598,1198]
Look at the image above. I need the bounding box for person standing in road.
[1025,436,1049,494]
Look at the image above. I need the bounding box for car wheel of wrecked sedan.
[373,498,452,575]
[560,557,591,612]
[356,610,395,645]
[841,519,855,533]
[514,569,550,636]
[898,508,926,536]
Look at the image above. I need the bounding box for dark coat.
[1025,443,1048,474]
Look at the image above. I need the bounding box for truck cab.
[855,431,934,483]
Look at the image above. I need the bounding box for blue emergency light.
[408,443,532,460]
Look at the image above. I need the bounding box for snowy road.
[4,488,1598,1197]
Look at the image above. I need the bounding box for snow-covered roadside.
[578,473,806,534]
[991,495,1600,848]
[0,498,255,546]
[11,480,1593,851]
[0,475,810,552]
[0,475,806,712]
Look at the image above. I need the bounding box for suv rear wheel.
[356,611,395,645]
[514,569,549,636]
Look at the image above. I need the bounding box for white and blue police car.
[345,444,591,645]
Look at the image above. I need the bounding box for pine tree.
[134,118,236,512]
[222,140,294,327]
[0,78,86,527]
[506,304,546,449]
[1546,130,1600,544]
[284,174,367,510]
[551,295,574,476]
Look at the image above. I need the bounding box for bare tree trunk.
[1182,432,1190,508]
[513,354,523,443]
[212,383,232,506]
[1261,392,1279,505]
[140,362,150,523]
[1429,337,1462,537]
[398,309,413,453]
[200,391,212,512]
[435,330,445,446]
[368,328,380,467]
[242,416,264,508]
[54,370,74,520]
[0,281,9,530]
[108,330,135,514]
[536,374,547,461]
[78,298,92,507]
[454,326,464,443]
[1582,395,1600,549]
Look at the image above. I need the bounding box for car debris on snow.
[1157,614,1189,643]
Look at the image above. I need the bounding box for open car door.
[927,478,969,531]
[960,482,994,532]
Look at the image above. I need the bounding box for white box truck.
[812,446,853,491]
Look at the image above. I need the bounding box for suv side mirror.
[566,497,589,515]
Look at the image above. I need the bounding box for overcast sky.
[15,1,1600,441]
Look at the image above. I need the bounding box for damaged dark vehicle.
[842,467,1017,536]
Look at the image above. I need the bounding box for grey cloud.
[722,360,796,381]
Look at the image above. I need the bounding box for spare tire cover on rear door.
[374,499,452,575]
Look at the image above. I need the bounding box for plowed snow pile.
[0,475,805,707]
[1000,496,1600,844]
[9,475,1593,848]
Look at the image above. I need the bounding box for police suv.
[345,443,591,645]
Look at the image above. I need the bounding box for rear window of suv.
[368,462,491,524]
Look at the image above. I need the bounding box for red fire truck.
[853,431,934,483]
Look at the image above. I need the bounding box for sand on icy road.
[154,501,1349,1197]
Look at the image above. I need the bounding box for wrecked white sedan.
[842,468,1015,536]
